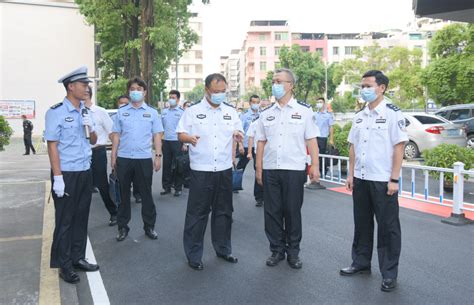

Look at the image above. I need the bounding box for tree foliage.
[333,43,424,109]
[0,116,13,151]
[185,83,205,102]
[75,0,199,108]
[422,24,474,106]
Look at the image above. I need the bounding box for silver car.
[404,113,466,160]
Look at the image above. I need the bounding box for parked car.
[463,118,474,149]
[435,104,474,124]
[403,113,466,160]
[105,109,118,149]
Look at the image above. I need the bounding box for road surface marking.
[0,234,42,243]
[86,237,110,305]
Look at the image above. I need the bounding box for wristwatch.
[390,178,399,183]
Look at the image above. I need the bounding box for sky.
[191,0,416,75]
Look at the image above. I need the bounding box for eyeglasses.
[271,80,291,85]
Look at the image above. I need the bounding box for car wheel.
[467,135,474,149]
[404,141,419,160]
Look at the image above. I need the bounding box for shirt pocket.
[288,119,304,135]
[262,120,276,138]
[60,122,78,142]
[371,123,389,141]
[193,117,209,135]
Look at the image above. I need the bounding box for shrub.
[0,115,13,151]
[333,122,352,157]
[422,143,474,183]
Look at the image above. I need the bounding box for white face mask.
[316,103,323,109]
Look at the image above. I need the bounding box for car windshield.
[412,115,446,124]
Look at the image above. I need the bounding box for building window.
[260,47,266,56]
[333,46,339,55]
[345,46,359,55]
[259,33,266,41]
[195,64,203,73]
[195,50,203,59]
[260,61,267,71]
[183,65,190,73]
[301,46,310,52]
[275,32,288,41]
[171,65,176,72]
[183,79,191,88]
[316,48,323,55]
[274,47,281,56]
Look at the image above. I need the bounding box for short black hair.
[87,85,93,99]
[362,70,389,93]
[249,94,260,102]
[169,89,181,99]
[317,97,325,102]
[127,77,147,91]
[205,73,227,88]
[117,95,129,101]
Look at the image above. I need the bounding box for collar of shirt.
[275,97,297,110]
[363,99,387,116]
[201,97,223,112]
[64,97,84,113]
[89,104,98,113]
[124,102,148,111]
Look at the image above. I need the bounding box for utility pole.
[324,59,328,101]
[175,10,179,90]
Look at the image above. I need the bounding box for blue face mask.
[250,103,259,111]
[168,99,177,107]
[360,87,378,103]
[272,84,286,100]
[129,90,144,103]
[210,93,226,105]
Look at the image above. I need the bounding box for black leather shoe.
[287,256,303,269]
[144,228,158,240]
[59,268,80,283]
[216,253,238,263]
[116,228,128,242]
[339,266,371,276]
[188,261,204,271]
[174,190,182,197]
[266,252,285,266]
[160,189,171,195]
[109,215,117,226]
[73,259,99,272]
[381,278,397,292]
[255,200,263,207]
[134,194,142,203]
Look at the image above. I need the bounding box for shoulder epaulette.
[119,103,128,108]
[189,101,201,107]
[85,106,91,110]
[224,102,235,108]
[178,106,184,111]
[297,101,311,108]
[261,103,275,112]
[50,102,63,109]
[386,103,400,112]
[252,116,260,123]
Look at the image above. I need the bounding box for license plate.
[447,129,459,136]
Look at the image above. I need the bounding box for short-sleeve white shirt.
[89,104,113,147]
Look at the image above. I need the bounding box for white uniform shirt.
[176,98,243,172]
[246,119,258,149]
[89,104,113,147]
[255,98,320,171]
[348,98,408,182]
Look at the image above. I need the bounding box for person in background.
[22,114,36,155]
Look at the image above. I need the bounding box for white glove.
[82,113,95,132]
[53,175,65,198]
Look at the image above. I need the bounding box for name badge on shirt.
[356,118,363,124]
[175,113,181,117]
[291,113,302,119]
[223,115,232,120]
[196,114,206,119]
[143,113,151,118]
[267,116,275,121]
[376,118,386,123]
[65,117,74,122]
[122,112,130,117]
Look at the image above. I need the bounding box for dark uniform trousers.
[162,140,184,191]
[116,157,156,231]
[236,147,250,170]
[50,170,92,269]
[91,146,117,216]
[23,134,36,154]
[263,169,306,256]
[251,148,263,202]
[183,168,233,263]
[351,177,401,279]
[317,137,328,174]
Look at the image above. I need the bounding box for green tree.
[331,92,357,113]
[243,86,265,103]
[75,0,199,108]
[185,83,205,102]
[0,116,13,151]
[278,45,325,102]
[422,24,474,106]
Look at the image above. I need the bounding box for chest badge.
[197,114,206,119]
[65,117,74,122]
[223,114,232,120]
[291,113,302,119]
[356,118,363,124]
[122,112,130,117]
[143,113,151,118]
[267,116,275,121]
[375,118,386,124]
